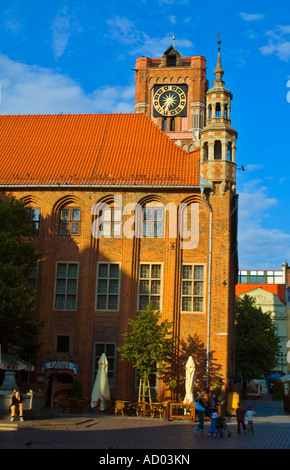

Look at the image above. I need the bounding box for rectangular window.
[138,263,162,310]
[93,343,116,386]
[143,205,164,237]
[181,264,205,312]
[55,263,78,310]
[99,207,122,237]
[96,263,120,310]
[26,207,40,234]
[27,263,38,309]
[60,207,81,235]
[56,335,70,354]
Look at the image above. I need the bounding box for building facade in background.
[0,41,238,405]
[236,263,289,375]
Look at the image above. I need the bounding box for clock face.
[153,84,187,117]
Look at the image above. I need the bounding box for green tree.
[0,196,43,358]
[118,303,174,399]
[235,295,280,397]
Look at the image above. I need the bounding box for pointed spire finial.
[213,33,224,88]
[173,34,176,47]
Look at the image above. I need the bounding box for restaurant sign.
[42,360,78,375]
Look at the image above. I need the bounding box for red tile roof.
[0,113,200,187]
[236,283,286,304]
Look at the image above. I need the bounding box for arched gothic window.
[215,103,221,117]
[227,142,232,161]
[214,140,222,160]
[203,142,208,162]
[199,110,204,129]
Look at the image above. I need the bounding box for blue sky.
[0,0,289,270]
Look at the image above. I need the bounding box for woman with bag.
[193,392,207,434]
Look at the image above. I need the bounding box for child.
[9,390,24,422]
[245,405,255,433]
[207,411,219,437]
[236,402,247,434]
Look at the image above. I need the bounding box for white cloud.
[0,53,134,115]
[239,12,265,22]
[106,15,192,58]
[244,164,264,172]
[51,7,82,60]
[260,25,290,61]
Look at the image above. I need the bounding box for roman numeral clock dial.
[153,84,187,117]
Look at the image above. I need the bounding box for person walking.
[236,402,247,434]
[245,405,255,433]
[193,392,206,435]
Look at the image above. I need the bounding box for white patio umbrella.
[183,356,195,404]
[91,353,110,411]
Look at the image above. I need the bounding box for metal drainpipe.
[201,187,213,389]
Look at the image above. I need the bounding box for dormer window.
[162,45,181,67]
[167,53,176,66]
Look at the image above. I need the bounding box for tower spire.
[213,35,224,88]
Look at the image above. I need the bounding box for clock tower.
[134,39,208,151]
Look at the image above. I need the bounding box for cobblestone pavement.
[0,399,289,451]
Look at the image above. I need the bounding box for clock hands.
[159,93,177,114]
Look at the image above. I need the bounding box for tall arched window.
[208,104,212,119]
[199,110,204,129]
[227,142,232,161]
[203,142,208,162]
[224,104,228,119]
[193,109,199,128]
[214,140,222,160]
[170,118,175,131]
[215,103,221,117]
[162,118,167,131]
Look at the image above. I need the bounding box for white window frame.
[59,207,81,236]
[54,262,79,311]
[138,263,163,311]
[95,262,121,311]
[143,203,164,238]
[181,263,206,313]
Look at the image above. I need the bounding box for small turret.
[200,38,237,194]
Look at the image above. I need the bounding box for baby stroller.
[216,414,231,437]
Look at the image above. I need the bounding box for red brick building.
[0,41,238,405]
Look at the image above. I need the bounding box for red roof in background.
[236,283,286,304]
[0,113,200,187]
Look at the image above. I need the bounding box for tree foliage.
[118,303,174,382]
[235,295,280,393]
[0,196,43,357]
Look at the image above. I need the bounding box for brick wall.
[10,186,236,402]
